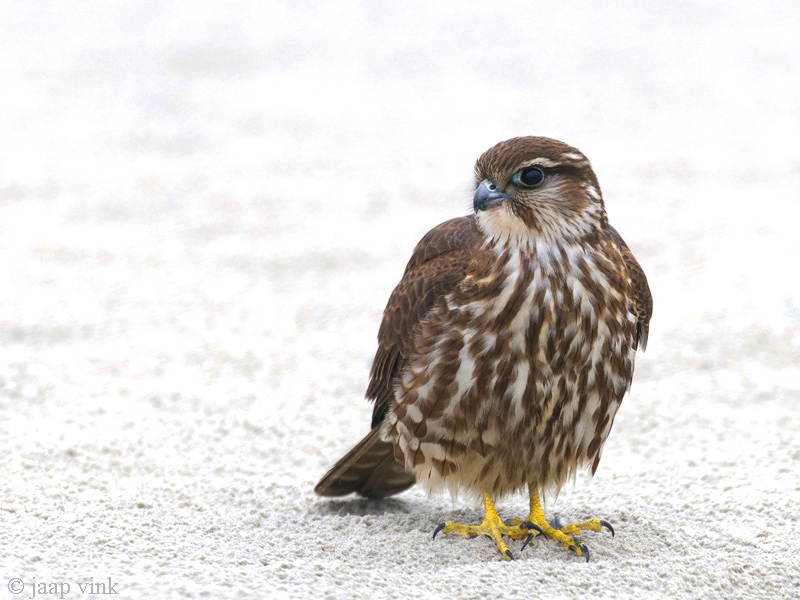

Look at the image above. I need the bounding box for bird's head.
[473,137,607,246]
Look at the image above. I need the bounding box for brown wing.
[314,215,482,498]
[367,215,483,427]
[608,225,653,351]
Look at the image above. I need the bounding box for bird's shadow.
[311,495,483,529]
[313,496,413,517]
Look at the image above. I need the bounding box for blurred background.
[1,1,798,598]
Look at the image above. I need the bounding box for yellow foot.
[432,518,530,561]
[511,517,614,562]
[432,492,529,561]
[511,491,615,562]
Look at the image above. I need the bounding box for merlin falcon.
[315,136,652,561]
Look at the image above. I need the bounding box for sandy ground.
[2,1,800,599]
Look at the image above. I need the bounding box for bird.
[314,136,652,562]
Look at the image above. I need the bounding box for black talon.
[520,522,544,551]
[432,523,446,540]
[578,543,590,563]
[505,549,515,561]
[600,520,615,538]
[521,521,545,537]
[521,533,535,551]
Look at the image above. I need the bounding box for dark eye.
[517,167,545,187]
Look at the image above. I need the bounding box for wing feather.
[367,215,482,427]
[608,225,653,351]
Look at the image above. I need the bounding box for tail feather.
[314,428,416,498]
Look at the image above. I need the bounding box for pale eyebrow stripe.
[516,154,588,172]
[518,158,560,169]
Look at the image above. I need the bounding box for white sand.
[1,1,799,599]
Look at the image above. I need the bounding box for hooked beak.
[473,179,508,212]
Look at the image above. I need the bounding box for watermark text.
[7,578,119,598]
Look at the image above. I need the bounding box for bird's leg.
[511,488,614,562]
[432,491,530,561]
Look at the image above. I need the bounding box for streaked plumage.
[315,136,652,560]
